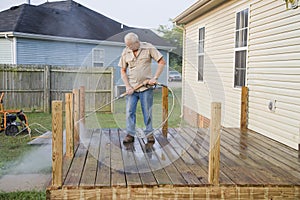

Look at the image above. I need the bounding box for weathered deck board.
[63,143,89,188]
[48,127,300,199]
[80,129,101,187]
[118,129,143,186]
[220,130,286,185]
[182,127,257,185]
[166,128,208,184]
[110,128,126,187]
[155,131,202,185]
[137,137,172,185]
[232,129,300,178]
[168,128,213,184]
[177,127,234,184]
[95,129,111,187]
[222,129,297,185]
[150,133,187,185]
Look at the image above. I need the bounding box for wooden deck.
[47,127,300,199]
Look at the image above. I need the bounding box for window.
[234,8,248,87]
[198,27,205,81]
[93,48,104,67]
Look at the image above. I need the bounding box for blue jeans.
[126,89,153,137]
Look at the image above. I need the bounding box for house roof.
[173,0,227,25]
[106,28,172,48]
[0,0,172,47]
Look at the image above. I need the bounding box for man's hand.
[148,77,158,86]
[126,86,134,95]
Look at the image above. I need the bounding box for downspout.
[173,23,186,118]
[4,34,16,64]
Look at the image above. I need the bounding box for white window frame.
[92,48,104,67]
[198,27,205,82]
[233,8,249,88]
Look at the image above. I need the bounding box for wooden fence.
[0,64,113,113]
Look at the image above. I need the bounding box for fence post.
[240,86,248,133]
[73,89,80,146]
[110,68,114,113]
[65,93,74,158]
[44,65,51,113]
[79,86,85,125]
[162,86,168,137]
[208,102,221,185]
[51,101,63,187]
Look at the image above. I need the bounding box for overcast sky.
[0,0,197,29]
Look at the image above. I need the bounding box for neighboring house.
[0,0,173,87]
[174,0,300,149]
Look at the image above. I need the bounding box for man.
[118,32,166,143]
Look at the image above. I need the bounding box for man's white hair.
[124,32,139,44]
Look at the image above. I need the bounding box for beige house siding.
[0,38,13,64]
[182,0,248,127]
[248,0,300,149]
[181,0,300,149]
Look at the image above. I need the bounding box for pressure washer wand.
[116,81,169,100]
[116,80,149,100]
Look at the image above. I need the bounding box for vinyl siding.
[182,0,300,149]
[0,38,13,64]
[183,0,247,127]
[248,0,300,149]
[16,38,97,66]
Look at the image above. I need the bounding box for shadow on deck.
[46,127,300,199]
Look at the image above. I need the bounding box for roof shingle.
[0,0,172,47]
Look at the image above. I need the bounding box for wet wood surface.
[48,127,300,199]
[60,127,300,188]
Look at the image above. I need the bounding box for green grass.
[0,191,46,200]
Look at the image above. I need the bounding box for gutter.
[0,32,174,51]
[173,0,227,25]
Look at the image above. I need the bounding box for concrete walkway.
[0,173,51,192]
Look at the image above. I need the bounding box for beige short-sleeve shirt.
[118,42,163,92]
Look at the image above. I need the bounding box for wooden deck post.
[51,101,63,187]
[73,89,80,146]
[240,86,248,133]
[208,102,221,185]
[162,86,168,137]
[65,93,74,158]
[44,65,51,113]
